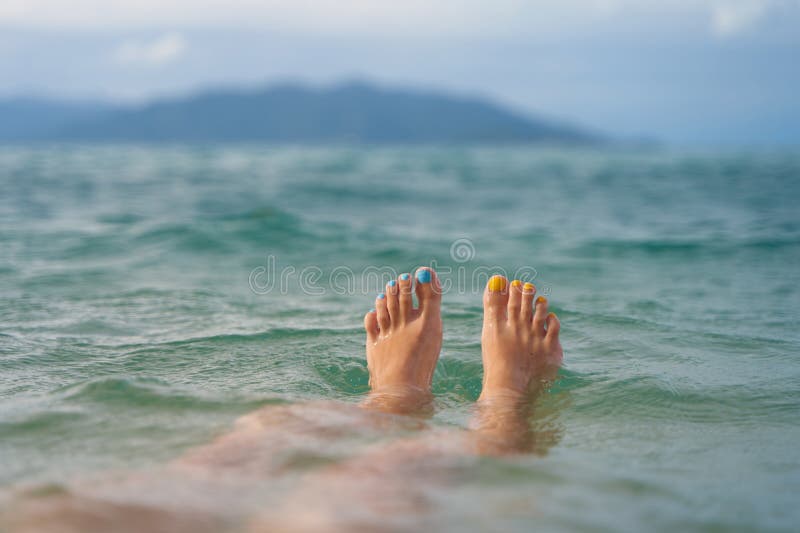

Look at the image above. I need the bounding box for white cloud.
[711,1,770,37]
[113,33,186,66]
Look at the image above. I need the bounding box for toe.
[532,295,548,336]
[385,279,400,323]
[546,312,560,341]
[508,279,523,320]
[364,309,378,342]
[414,267,441,317]
[483,275,509,322]
[397,273,413,322]
[520,282,536,322]
[375,292,390,332]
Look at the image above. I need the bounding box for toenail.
[388,280,397,287]
[416,269,431,284]
[369,308,375,313]
[377,293,385,299]
[524,282,535,292]
[549,312,557,318]
[537,296,547,304]
[400,273,410,281]
[488,275,507,292]
[511,279,522,287]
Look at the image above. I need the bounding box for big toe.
[414,267,441,317]
[483,275,509,322]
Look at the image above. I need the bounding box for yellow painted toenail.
[511,279,522,288]
[488,275,507,292]
[537,296,547,304]
[549,312,557,319]
[524,282,535,291]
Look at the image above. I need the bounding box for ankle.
[478,385,528,404]
[362,384,433,414]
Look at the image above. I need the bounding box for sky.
[1,0,799,144]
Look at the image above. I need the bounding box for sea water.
[1,145,798,531]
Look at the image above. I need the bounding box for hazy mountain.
[0,98,112,141]
[1,82,600,144]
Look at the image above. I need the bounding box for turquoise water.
[1,145,799,531]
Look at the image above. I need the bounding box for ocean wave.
[432,356,484,401]
[566,374,797,424]
[570,235,800,257]
[55,376,281,411]
[0,410,85,435]
[120,327,359,351]
[123,205,337,256]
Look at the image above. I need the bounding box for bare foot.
[479,275,562,401]
[362,268,443,412]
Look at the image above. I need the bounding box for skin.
[360,270,563,454]
[479,276,563,401]
[250,277,564,529]
[361,268,443,413]
[360,270,562,414]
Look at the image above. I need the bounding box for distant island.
[0,81,600,144]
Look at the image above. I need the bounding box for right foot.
[479,275,562,401]
[362,268,443,410]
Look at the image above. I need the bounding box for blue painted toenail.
[369,308,375,313]
[377,293,385,299]
[416,269,431,284]
[400,273,410,281]
[388,280,397,287]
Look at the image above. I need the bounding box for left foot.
[362,268,442,409]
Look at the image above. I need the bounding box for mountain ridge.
[0,81,601,144]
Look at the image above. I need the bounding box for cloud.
[710,1,771,37]
[113,32,187,66]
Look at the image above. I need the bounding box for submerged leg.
[5,269,565,533]
[471,275,563,454]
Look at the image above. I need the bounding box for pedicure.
[369,308,375,313]
[400,273,410,281]
[388,280,397,287]
[549,312,557,318]
[488,275,507,292]
[537,296,547,304]
[416,269,431,284]
[511,280,522,288]
[377,293,385,299]
[524,282,535,292]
